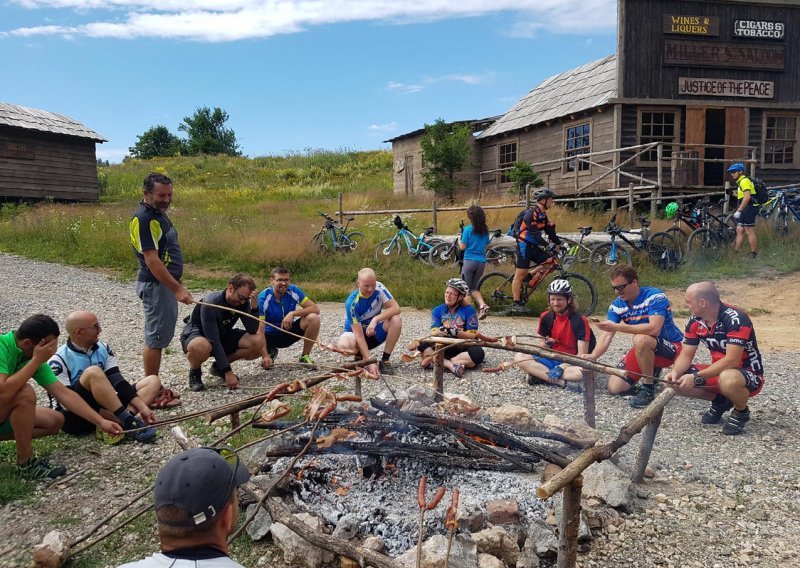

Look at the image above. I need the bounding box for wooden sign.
[0,142,35,159]
[664,39,784,70]
[663,15,719,36]
[678,77,774,99]
[734,20,785,40]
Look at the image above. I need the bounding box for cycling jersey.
[129,201,184,283]
[430,304,479,333]
[684,303,764,374]
[607,286,684,343]
[460,224,490,263]
[258,285,310,336]
[735,175,756,201]
[537,310,596,355]
[518,204,560,247]
[343,282,394,332]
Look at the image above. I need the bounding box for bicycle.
[560,226,594,264]
[427,220,465,267]
[312,212,365,252]
[428,224,512,267]
[759,188,800,235]
[664,203,704,250]
[477,247,598,316]
[590,214,682,272]
[685,202,738,262]
[374,215,441,263]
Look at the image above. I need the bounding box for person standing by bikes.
[511,188,562,314]
[459,205,491,320]
[727,163,759,259]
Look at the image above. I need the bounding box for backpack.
[750,177,769,206]
[507,208,529,239]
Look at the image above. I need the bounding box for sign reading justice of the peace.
[734,20,785,40]
[663,15,719,36]
[678,77,774,99]
[664,39,784,70]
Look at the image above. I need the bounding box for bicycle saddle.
[579,226,592,236]
[638,217,651,227]
[424,227,435,236]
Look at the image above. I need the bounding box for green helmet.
[665,202,679,219]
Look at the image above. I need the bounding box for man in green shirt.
[0,314,123,479]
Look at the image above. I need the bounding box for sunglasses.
[611,282,631,293]
[79,322,101,331]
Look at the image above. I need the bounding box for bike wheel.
[338,231,364,251]
[528,271,598,316]
[477,271,515,312]
[686,229,721,262]
[485,244,517,266]
[590,242,632,273]
[774,207,789,235]
[312,231,327,251]
[648,231,682,271]
[374,238,402,262]
[428,241,457,267]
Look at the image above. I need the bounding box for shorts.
[61,382,103,436]
[0,420,12,435]
[689,364,765,397]
[534,356,563,371]
[618,338,682,385]
[265,319,304,350]
[461,260,486,292]
[136,281,178,349]
[180,326,247,355]
[341,321,389,350]
[417,343,485,365]
[515,241,550,269]
[737,203,758,227]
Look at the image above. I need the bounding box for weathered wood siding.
[618,104,687,187]
[620,0,799,104]
[0,127,99,201]
[748,108,800,185]
[391,134,482,196]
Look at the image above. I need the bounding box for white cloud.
[429,72,495,85]
[3,0,617,42]
[368,121,397,133]
[96,147,128,163]
[386,81,423,94]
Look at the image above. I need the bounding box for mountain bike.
[759,188,800,235]
[428,225,512,267]
[427,220,465,267]
[560,226,594,264]
[312,212,364,252]
[374,215,441,263]
[590,214,681,272]
[663,203,704,251]
[477,248,598,316]
[685,203,738,263]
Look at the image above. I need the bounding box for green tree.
[419,119,473,200]
[128,125,185,159]
[506,161,544,196]
[178,106,241,156]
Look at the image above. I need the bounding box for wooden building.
[390,0,800,197]
[0,102,106,202]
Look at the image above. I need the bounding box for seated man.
[48,311,158,444]
[514,279,595,392]
[336,268,403,376]
[258,266,321,368]
[118,446,250,568]
[0,314,123,479]
[417,279,485,377]
[586,266,683,408]
[180,274,264,392]
[665,282,765,436]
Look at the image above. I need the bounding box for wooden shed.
[0,102,106,202]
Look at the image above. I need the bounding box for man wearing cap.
[117,447,250,567]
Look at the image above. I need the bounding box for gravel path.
[0,253,798,567]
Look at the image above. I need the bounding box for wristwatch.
[693,371,705,386]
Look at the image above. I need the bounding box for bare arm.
[372,299,401,324]
[142,250,192,304]
[586,330,615,360]
[596,314,665,338]
[0,338,57,399]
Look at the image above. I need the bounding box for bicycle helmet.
[445,278,470,296]
[726,162,746,174]
[665,202,679,220]
[547,279,573,297]
[534,188,556,201]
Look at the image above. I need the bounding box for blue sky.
[1,1,617,162]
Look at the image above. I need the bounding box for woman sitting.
[418,279,485,377]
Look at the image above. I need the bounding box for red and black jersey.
[519,205,559,247]
[684,303,763,374]
[538,310,596,355]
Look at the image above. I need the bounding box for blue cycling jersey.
[607,286,684,343]
[344,282,394,332]
[431,303,479,332]
[258,285,309,335]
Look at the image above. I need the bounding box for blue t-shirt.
[460,225,490,263]
[344,282,394,332]
[607,286,683,343]
[258,285,309,336]
[431,303,479,332]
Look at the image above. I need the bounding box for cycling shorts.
[737,202,759,227]
[689,364,765,397]
[618,338,682,385]
[265,319,304,350]
[340,320,389,350]
[515,241,550,269]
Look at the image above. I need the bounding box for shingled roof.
[479,55,617,139]
[0,102,106,142]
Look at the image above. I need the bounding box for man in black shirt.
[180,274,264,391]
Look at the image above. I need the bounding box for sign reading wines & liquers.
[663,15,719,36]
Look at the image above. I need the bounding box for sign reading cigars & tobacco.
[734,20,785,40]
[663,15,719,36]
[664,39,784,70]
[678,77,774,99]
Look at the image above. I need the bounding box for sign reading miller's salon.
[663,15,719,36]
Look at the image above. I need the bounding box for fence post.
[525,183,531,208]
[432,200,438,233]
[723,182,731,215]
[338,193,344,225]
[654,143,664,217]
[628,183,635,227]
[750,148,757,178]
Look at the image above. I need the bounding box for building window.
[499,142,517,183]
[565,123,591,173]
[639,111,676,162]
[764,116,797,166]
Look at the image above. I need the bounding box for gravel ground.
[0,253,799,567]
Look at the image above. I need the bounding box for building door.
[404,155,414,195]
[724,107,748,168]
[685,107,706,186]
[704,109,726,186]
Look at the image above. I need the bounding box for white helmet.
[547,279,573,297]
[446,278,470,296]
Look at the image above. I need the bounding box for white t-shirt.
[118,552,245,568]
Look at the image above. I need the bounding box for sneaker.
[209,362,225,379]
[378,360,395,375]
[451,363,465,378]
[526,373,538,386]
[119,411,157,444]
[722,408,750,436]
[188,370,205,392]
[268,347,279,362]
[16,457,67,480]
[299,354,316,369]
[509,302,527,315]
[629,385,655,408]
[96,427,124,446]
[749,251,758,259]
[564,381,583,394]
[701,397,734,425]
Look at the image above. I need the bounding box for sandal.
[478,304,490,320]
[451,363,466,378]
[149,388,182,409]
